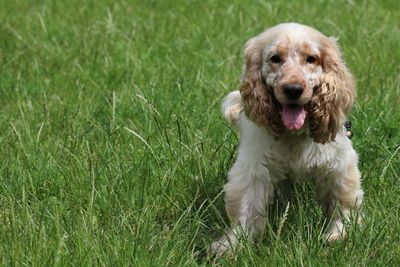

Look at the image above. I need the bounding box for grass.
[0,0,399,265]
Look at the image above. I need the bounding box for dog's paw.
[324,220,346,242]
[209,234,238,258]
[324,231,341,242]
[210,240,231,257]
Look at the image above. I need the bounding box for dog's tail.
[221,91,242,125]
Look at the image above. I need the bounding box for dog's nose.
[283,83,304,100]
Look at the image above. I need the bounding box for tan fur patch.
[226,103,242,125]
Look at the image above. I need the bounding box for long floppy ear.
[308,37,356,144]
[240,37,284,137]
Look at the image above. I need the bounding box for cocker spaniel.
[211,23,363,256]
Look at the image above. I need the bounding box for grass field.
[1,0,400,265]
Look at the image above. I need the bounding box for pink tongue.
[281,105,306,130]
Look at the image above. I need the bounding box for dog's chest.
[264,139,338,179]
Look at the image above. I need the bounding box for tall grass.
[0,0,399,265]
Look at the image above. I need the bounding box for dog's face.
[240,23,356,143]
[262,39,324,130]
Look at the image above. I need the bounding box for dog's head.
[240,23,355,143]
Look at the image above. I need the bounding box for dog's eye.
[306,55,317,63]
[270,55,281,63]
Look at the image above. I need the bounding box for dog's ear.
[309,37,356,143]
[240,37,284,138]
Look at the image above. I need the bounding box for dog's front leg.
[210,160,274,256]
[317,163,364,241]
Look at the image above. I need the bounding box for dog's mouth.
[281,104,307,130]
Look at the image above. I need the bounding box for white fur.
[211,91,364,256]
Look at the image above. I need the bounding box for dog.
[211,23,363,256]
